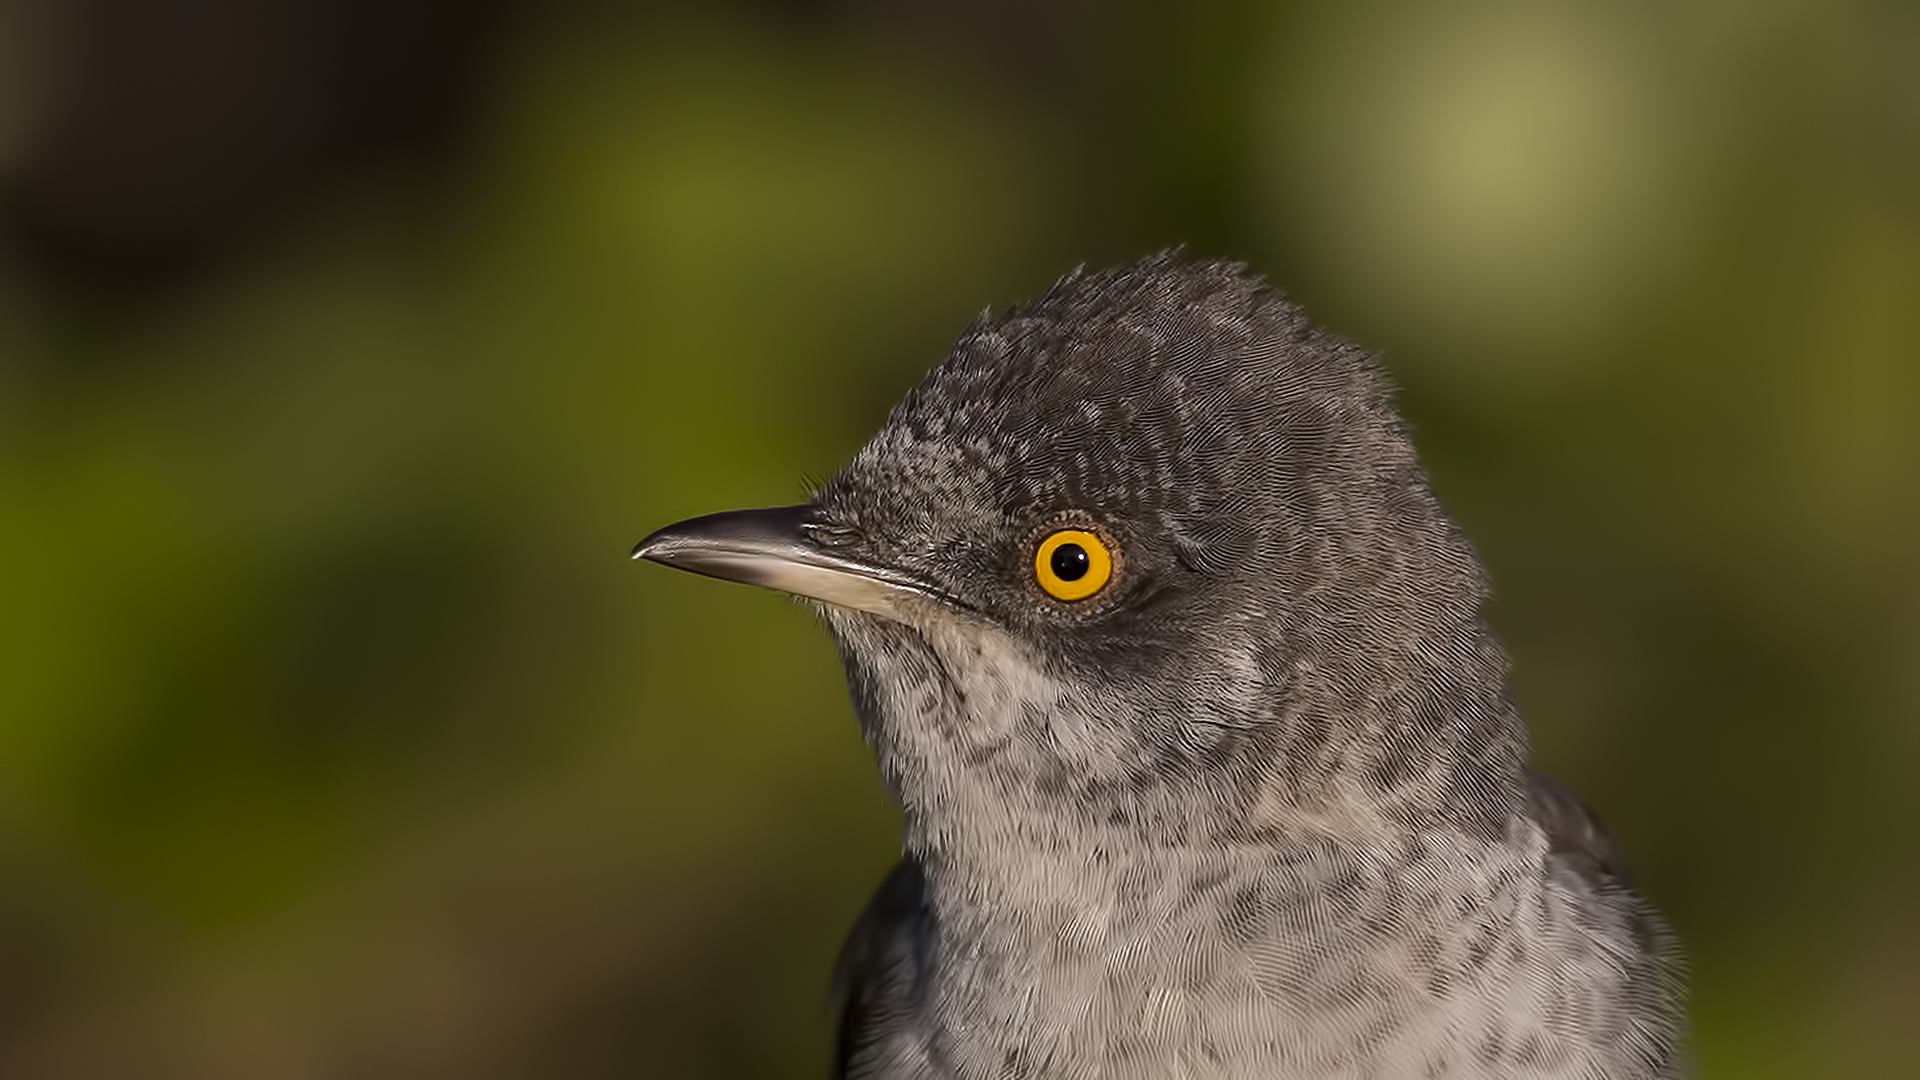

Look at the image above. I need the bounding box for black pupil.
[1050,542,1090,582]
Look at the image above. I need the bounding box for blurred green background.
[0,0,1915,1076]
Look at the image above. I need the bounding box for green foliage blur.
[0,1,1915,1076]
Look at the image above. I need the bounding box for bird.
[632,254,1684,1079]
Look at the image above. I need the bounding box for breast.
[913,824,1670,1080]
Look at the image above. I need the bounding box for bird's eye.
[1033,528,1113,601]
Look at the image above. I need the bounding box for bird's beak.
[631,504,940,621]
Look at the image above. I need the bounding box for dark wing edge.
[1524,771,1692,1076]
[830,856,935,1080]
[1524,768,1636,888]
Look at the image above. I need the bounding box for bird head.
[635,255,1526,857]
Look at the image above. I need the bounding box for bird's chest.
[918,842,1623,1080]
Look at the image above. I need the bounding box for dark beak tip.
[629,504,817,570]
[625,503,933,617]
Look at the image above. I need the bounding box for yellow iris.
[1033,528,1113,601]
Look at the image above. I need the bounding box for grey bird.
[632,255,1684,1079]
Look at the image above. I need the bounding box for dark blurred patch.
[1,0,1101,308]
[5,0,517,301]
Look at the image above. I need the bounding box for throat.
[907,800,1396,954]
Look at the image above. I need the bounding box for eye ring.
[1033,527,1114,602]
